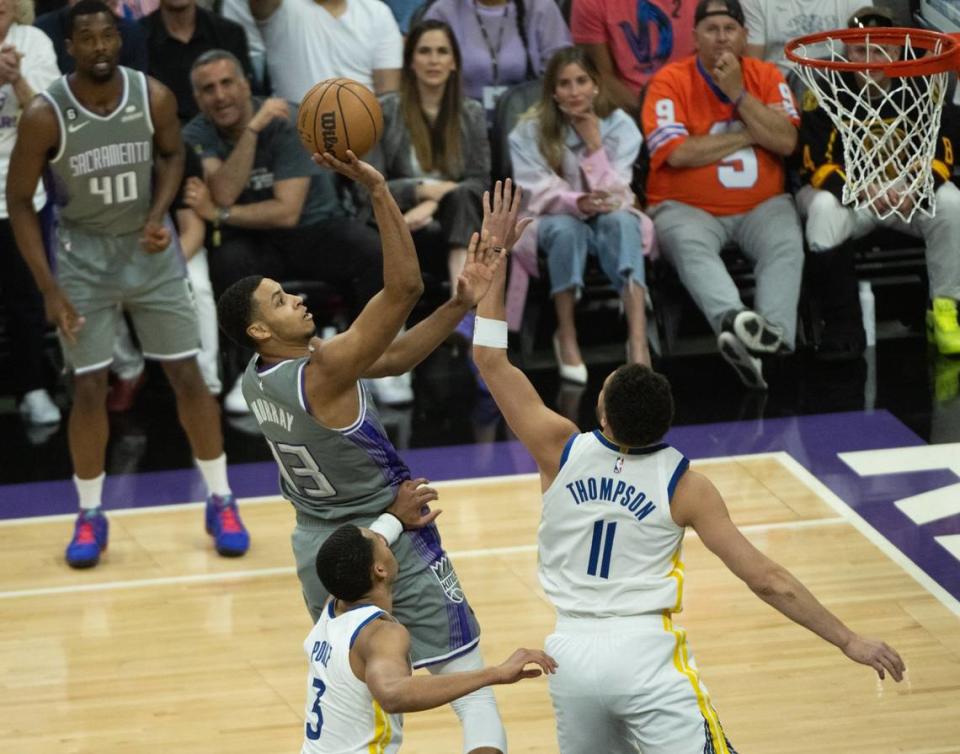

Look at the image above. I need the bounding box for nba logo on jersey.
[614,456,624,474]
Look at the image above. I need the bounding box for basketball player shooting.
[215,153,522,753]
[473,182,906,753]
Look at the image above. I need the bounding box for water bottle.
[859,281,876,347]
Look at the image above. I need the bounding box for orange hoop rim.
[784,27,960,77]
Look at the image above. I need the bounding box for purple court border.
[1,410,957,604]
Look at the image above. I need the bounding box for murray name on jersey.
[563,475,657,523]
[250,397,294,432]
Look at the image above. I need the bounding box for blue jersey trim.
[327,600,336,618]
[412,636,481,669]
[696,57,733,104]
[349,610,385,649]
[667,457,690,503]
[558,433,579,470]
[592,430,668,456]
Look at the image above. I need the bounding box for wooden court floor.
[1,454,959,753]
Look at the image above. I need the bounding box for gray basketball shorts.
[293,513,482,667]
[54,224,201,374]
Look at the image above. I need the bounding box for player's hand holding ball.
[140,219,171,254]
[298,78,386,191]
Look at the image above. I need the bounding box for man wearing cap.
[742,0,865,75]
[796,6,960,359]
[642,0,804,390]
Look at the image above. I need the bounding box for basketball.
[297,78,384,161]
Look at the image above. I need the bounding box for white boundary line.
[0,455,779,528]
[774,451,960,619]
[0,516,845,601]
[5,450,956,619]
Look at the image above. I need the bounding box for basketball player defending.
[7,0,248,568]
[303,523,557,753]
[216,155,517,753]
[474,183,906,753]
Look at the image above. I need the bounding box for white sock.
[74,473,105,512]
[196,453,231,497]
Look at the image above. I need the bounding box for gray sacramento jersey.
[42,67,154,235]
[242,356,409,520]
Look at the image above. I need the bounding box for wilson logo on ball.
[298,77,383,160]
[320,112,338,152]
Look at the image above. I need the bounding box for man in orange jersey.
[642,0,803,390]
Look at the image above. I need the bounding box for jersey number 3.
[305,677,326,740]
[267,440,337,498]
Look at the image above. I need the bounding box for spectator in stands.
[0,0,61,425]
[742,0,864,75]
[571,0,698,117]
[141,0,253,122]
[220,0,267,92]
[383,0,425,33]
[249,0,403,103]
[796,6,960,359]
[510,46,651,384]
[424,0,571,120]
[642,0,803,390]
[183,50,394,409]
[362,20,489,341]
[36,0,148,72]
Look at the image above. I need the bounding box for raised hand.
[713,51,745,102]
[842,634,905,682]
[481,179,532,254]
[313,150,386,192]
[453,230,506,308]
[494,648,558,684]
[248,97,290,134]
[386,477,441,529]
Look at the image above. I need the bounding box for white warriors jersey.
[302,602,402,754]
[539,431,690,618]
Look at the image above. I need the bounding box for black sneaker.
[718,332,767,390]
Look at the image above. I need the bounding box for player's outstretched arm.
[308,151,423,391]
[359,621,556,714]
[672,470,906,682]
[472,181,579,484]
[363,229,505,377]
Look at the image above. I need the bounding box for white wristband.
[369,512,403,545]
[473,316,508,349]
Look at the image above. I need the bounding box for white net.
[791,32,949,223]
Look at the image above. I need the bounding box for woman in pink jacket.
[508,47,651,384]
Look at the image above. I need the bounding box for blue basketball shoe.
[205,494,250,556]
[65,510,109,569]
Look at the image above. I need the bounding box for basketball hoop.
[785,27,960,222]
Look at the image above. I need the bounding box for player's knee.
[934,182,960,221]
[449,685,506,754]
[162,358,206,397]
[72,369,109,406]
[805,190,850,251]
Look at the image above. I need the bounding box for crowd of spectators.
[2,0,959,428]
